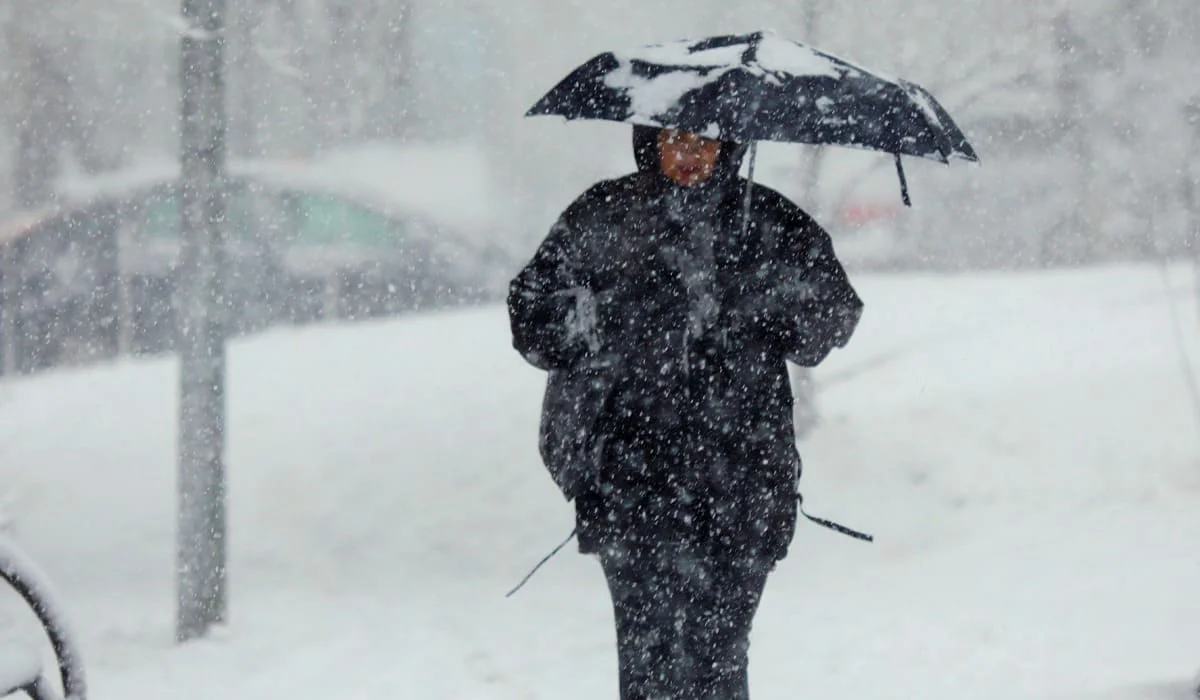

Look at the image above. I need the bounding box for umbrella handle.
[740,142,759,239]
[895,153,912,207]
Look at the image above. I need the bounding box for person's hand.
[562,287,622,355]
[561,287,601,353]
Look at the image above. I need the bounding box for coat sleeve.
[507,209,597,371]
[734,203,864,367]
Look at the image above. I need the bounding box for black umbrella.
[527,30,979,208]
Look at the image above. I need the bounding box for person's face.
[657,129,722,186]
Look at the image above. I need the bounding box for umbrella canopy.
[527,31,979,204]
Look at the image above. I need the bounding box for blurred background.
[1,0,1199,377]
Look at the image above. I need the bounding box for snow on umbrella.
[526,30,979,206]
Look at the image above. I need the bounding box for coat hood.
[632,125,749,185]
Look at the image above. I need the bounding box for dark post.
[176,0,228,643]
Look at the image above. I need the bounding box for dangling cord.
[797,493,874,542]
[505,528,577,598]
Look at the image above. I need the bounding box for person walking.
[508,125,863,699]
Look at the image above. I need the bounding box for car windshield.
[137,185,400,250]
[287,191,398,249]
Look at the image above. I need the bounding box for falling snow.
[0,0,1199,698]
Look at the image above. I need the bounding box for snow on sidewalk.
[0,263,1197,699]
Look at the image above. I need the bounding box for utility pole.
[176,0,228,643]
[790,0,826,436]
[1050,9,1096,265]
[797,0,826,216]
[1185,98,1200,325]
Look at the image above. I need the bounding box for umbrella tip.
[894,153,912,207]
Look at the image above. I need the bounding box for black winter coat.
[509,128,863,562]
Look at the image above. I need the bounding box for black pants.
[599,541,773,700]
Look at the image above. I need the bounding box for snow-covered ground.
[0,263,1198,699]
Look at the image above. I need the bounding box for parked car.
[0,167,504,375]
